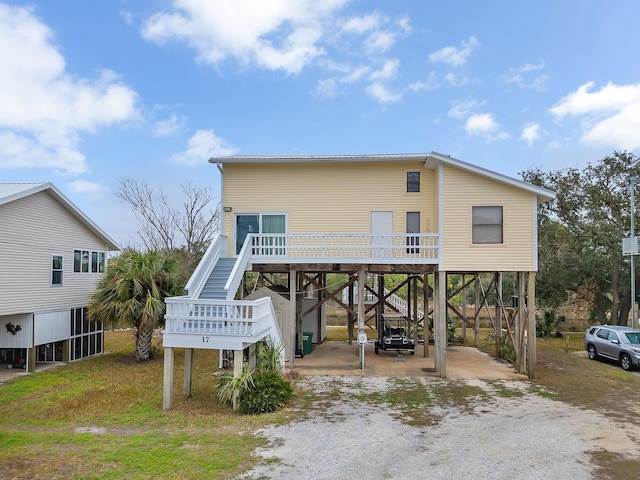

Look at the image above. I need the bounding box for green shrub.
[216,366,254,411]
[256,341,283,373]
[237,371,293,415]
[536,310,566,338]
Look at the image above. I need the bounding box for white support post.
[358,268,366,369]
[162,347,174,410]
[434,270,447,378]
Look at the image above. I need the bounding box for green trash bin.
[303,331,314,355]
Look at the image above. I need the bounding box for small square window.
[407,172,420,192]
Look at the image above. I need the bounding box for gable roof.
[209,151,556,203]
[0,182,120,251]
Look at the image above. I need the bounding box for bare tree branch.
[117,178,220,272]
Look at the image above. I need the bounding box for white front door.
[371,211,393,258]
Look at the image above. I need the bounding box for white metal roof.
[210,151,556,203]
[0,182,120,251]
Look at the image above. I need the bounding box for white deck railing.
[224,233,254,299]
[250,233,439,264]
[165,296,274,337]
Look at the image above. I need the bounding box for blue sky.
[2,1,640,246]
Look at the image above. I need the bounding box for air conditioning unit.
[623,236,640,255]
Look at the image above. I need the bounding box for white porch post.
[162,347,174,410]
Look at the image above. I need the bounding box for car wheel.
[587,345,598,360]
[7,364,13,369]
[621,353,633,371]
[374,344,379,354]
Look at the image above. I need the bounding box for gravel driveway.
[241,375,640,480]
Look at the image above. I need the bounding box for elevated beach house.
[0,183,119,372]
[162,152,555,408]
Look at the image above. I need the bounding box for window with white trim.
[52,255,63,285]
[74,250,106,273]
[472,206,503,244]
[235,213,286,254]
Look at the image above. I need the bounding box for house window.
[235,213,286,254]
[407,172,420,192]
[472,206,503,244]
[74,250,106,273]
[52,255,63,285]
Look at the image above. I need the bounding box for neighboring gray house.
[0,183,120,372]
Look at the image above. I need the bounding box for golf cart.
[374,315,415,355]
[6,357,25,369]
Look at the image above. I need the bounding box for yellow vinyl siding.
[441,165,536,271]
[223,162,437,254]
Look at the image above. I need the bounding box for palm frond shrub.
[256,341,283,373]
[237,371,293,415]
[216,366,254,411]
[216,341,292,414]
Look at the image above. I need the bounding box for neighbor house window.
[52,255,63,285]
[472,206,503,244]
[74,250,106,273]
[407,172,420,192]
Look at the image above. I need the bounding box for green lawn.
[1,328,639,479]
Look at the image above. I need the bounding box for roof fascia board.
[210,153,430,164]
[426,151,556,203]
[0,182,50,207]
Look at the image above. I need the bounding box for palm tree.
[88,249,184,361]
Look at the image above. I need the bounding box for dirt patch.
[242,376,640,480]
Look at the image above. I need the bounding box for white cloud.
[342,13,383,35]
[521,123,541,146]
[448,99,484,119]
[428,36,479,67]
[443,72,468,87]
[314,78,339,98]
[154,114,186,137]
[67,179,109,195]
[342,65,371,83]
[365,82,402,103]
[407,72,439,92]
[142,2,410,104]
[0,4,139,175]
[170,130,236,166]
[505,60,547,90]
[142,0,349,75]
[465,113,509,140]
[550,81,640,149]
[369,58,399,82]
